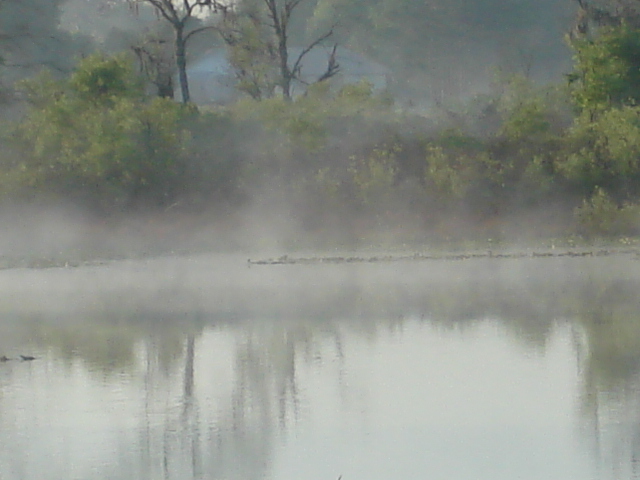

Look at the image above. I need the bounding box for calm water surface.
[0,253,639,480]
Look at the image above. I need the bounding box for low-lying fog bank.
[0,198,636,270]
[0,248,638,319]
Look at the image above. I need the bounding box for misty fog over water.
[4,0,640,478]
[0,253,639,479]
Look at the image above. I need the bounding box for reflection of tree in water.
[0,312,349,480]
[138,320,347,480]
[365,256,640,478]
[131,331,275,480]
[229,322,346,429]
[4,255,640,479]
[419,262,640,479]
[116,321,346,480]
[571,276,640,479]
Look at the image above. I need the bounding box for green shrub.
[569,25,640,113]
[348,144,399,206]
[559,106,640,201]
[574,186,640,236]
[11,53,199,210]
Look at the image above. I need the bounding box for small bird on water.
[19,355,35,361]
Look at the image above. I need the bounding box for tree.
[560,105,640,202]
[127,0,218,103]
[14,53,195,209]
[568,24,640,112]
[66,1,181,100]
[215,0,339,100]
[559,22,640,203]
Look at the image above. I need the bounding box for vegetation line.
[248,248,640,265]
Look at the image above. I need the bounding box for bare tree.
[263,0,338,99]
[216,0,339,100]
[128,0,219,103]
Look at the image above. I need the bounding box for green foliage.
[499,99,551,140]
[12,53,197,209]
[560,105,640,200]
[496,75,560,142]
[424,139,501,211]
[491,76,568,202]
[232,95,328,156]
[348,144,398,205]
[425,144,467,199]
[521,155,557,195]
[10,17,640,239]
[575,186,619,235]
[574,186,640,236]
[423,131,490,200]
[420,76,571,217]
[69,53,144,105]
[230,79,393,153]
[569,25,640,112]
[336,81,381,107]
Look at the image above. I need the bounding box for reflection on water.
[0,254,639,479]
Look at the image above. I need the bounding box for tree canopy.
[569,24,640,112]
[14,53,196,209]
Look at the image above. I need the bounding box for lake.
[0,252,639,480]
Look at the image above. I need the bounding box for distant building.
[182,46,391,104]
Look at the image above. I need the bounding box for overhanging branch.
[290,25,335,79]
[184,25,216,44]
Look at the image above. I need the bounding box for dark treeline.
[1,0,640,247]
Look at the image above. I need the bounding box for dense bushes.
[6,53,240,212]
[560,106,640,200]
[574,187,640,236]
[569,25,640,112]
[212,74,577,239]
[4,25,640,242]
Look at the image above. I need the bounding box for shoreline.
[248,247,640,265]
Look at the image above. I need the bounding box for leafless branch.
[184,25,216,43]
[315,44,340,83]
[290,25,335,79]
[282,0,304,23]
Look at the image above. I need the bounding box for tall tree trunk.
[278,37,291,100]
[175,26,190,104]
